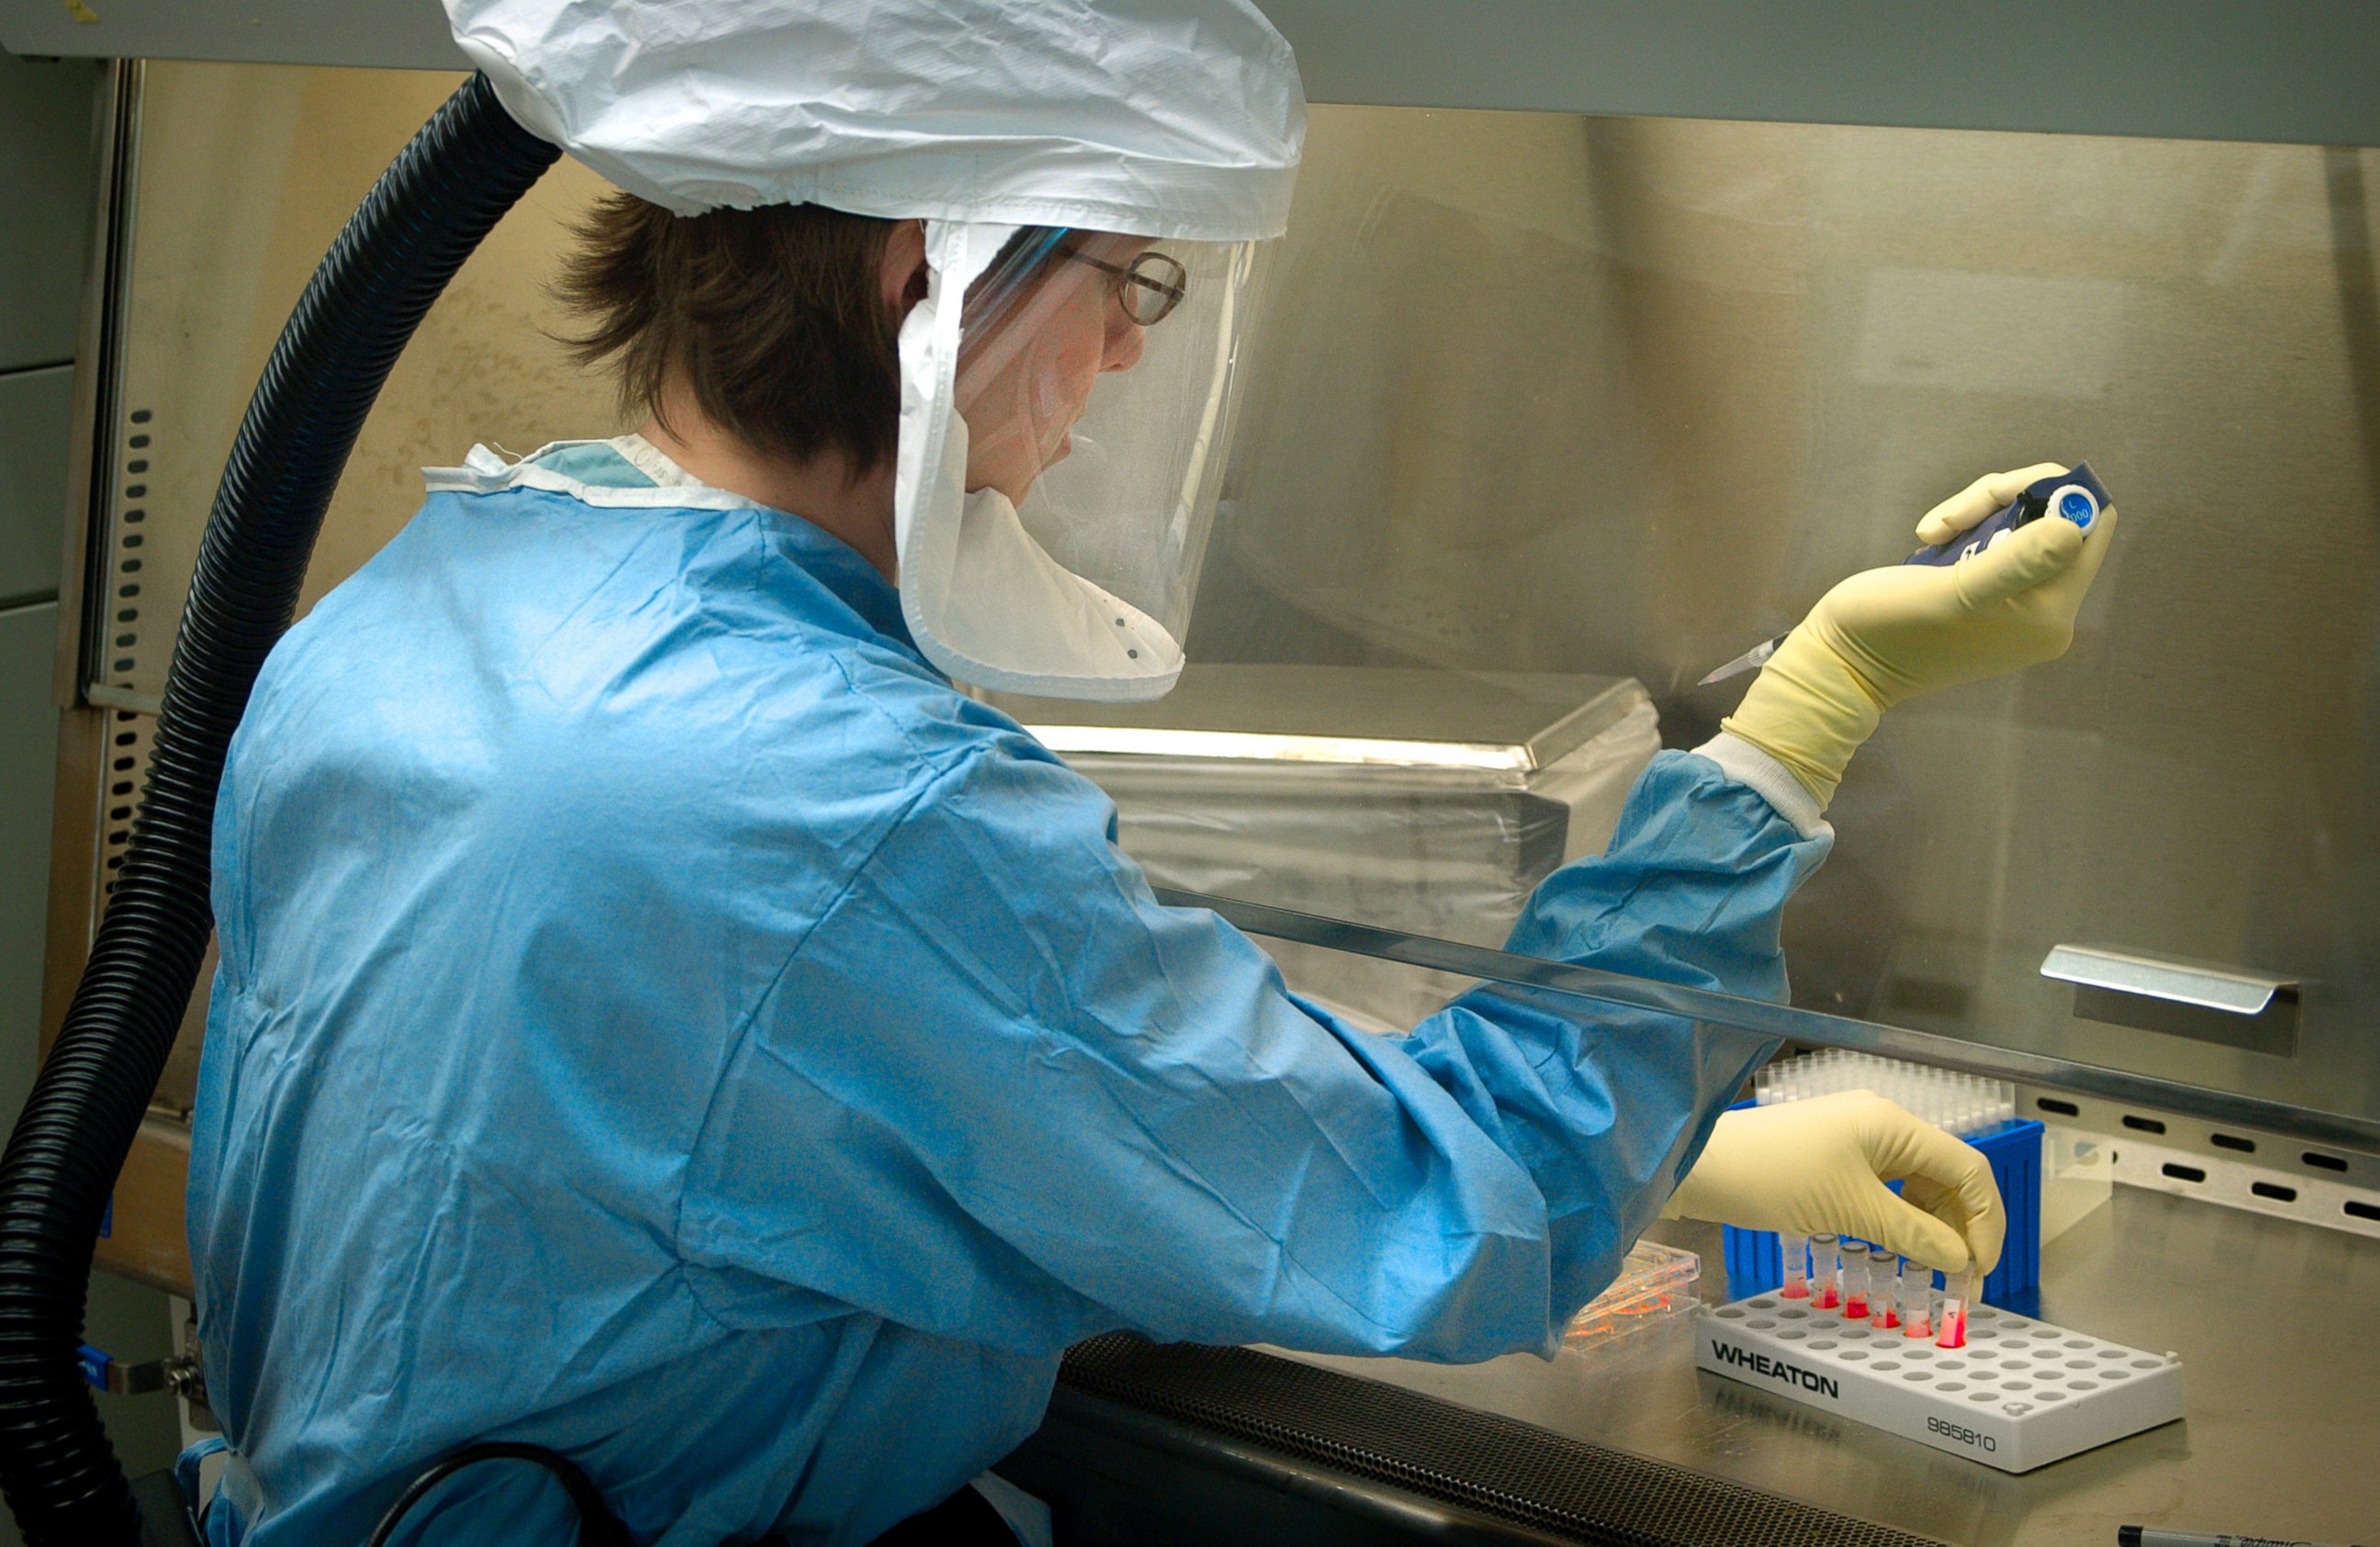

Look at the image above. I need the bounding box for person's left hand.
[1723,464,2118,808]
[1660,1090,2006,1277]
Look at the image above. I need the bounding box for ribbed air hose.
[0,73,556,1545]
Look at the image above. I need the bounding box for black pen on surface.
[2119,1527,2371,1547]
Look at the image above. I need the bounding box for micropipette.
[1699,462,2112,687]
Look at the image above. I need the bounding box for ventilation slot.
[105,409,153,694]
[97,711,155,898]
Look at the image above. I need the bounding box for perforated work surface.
[1057,1335,1951,1547]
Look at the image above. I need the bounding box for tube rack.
[1695,1293,2183,1472]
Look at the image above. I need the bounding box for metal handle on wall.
[2039,943,2296,1016]
[2040,942,2301,1059]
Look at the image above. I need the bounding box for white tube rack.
[1694,1293,2183,1473]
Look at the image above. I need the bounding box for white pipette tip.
[1698,634,1781,687]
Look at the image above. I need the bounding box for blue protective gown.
[185,438,1831,1546]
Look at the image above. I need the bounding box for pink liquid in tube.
[1839,1241,1870,1320]
[1935,1268,1978,1351]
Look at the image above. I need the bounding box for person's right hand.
[1723,464,2117,808]
[1661,1090,2006,1277]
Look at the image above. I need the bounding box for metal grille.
[2022,1088,2380,1239]
[1057,1336,1951,1547]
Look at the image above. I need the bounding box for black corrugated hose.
[0,73,558,1545]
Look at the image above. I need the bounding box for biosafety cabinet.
[7,3,2380,1543]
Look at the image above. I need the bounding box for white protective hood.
[444,0,1304,699]
[446,0,1303,242]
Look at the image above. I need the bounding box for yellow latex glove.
[1723,464,2118,808]
[1662,1091,2005,1276]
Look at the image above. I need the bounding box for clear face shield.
[893,220,1263,701]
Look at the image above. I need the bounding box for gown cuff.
[1691,731,1834,841]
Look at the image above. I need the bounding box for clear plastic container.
[1562,1239,1703,1349]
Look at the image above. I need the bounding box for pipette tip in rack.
[1749,1049,2015,1138]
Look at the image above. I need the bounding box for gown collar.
[424,434,916,653]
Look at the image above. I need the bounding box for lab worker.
[181,2,2116,1543]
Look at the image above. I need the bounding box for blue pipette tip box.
[1720,1114,2044,1306]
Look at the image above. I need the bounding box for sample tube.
[1900,1258,1933,1339]
[1936,1265,1977,1350]
[1779,1232,1810,1300]
[1839,1241,1870,1319]
[1811,1233,1841,1310]
[1869,1261,1897,1330]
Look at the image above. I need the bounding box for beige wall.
[1199,106,2380,1120]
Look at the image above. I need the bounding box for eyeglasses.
[1063,249,1189,326]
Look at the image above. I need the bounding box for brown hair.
[556,193,904,476]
